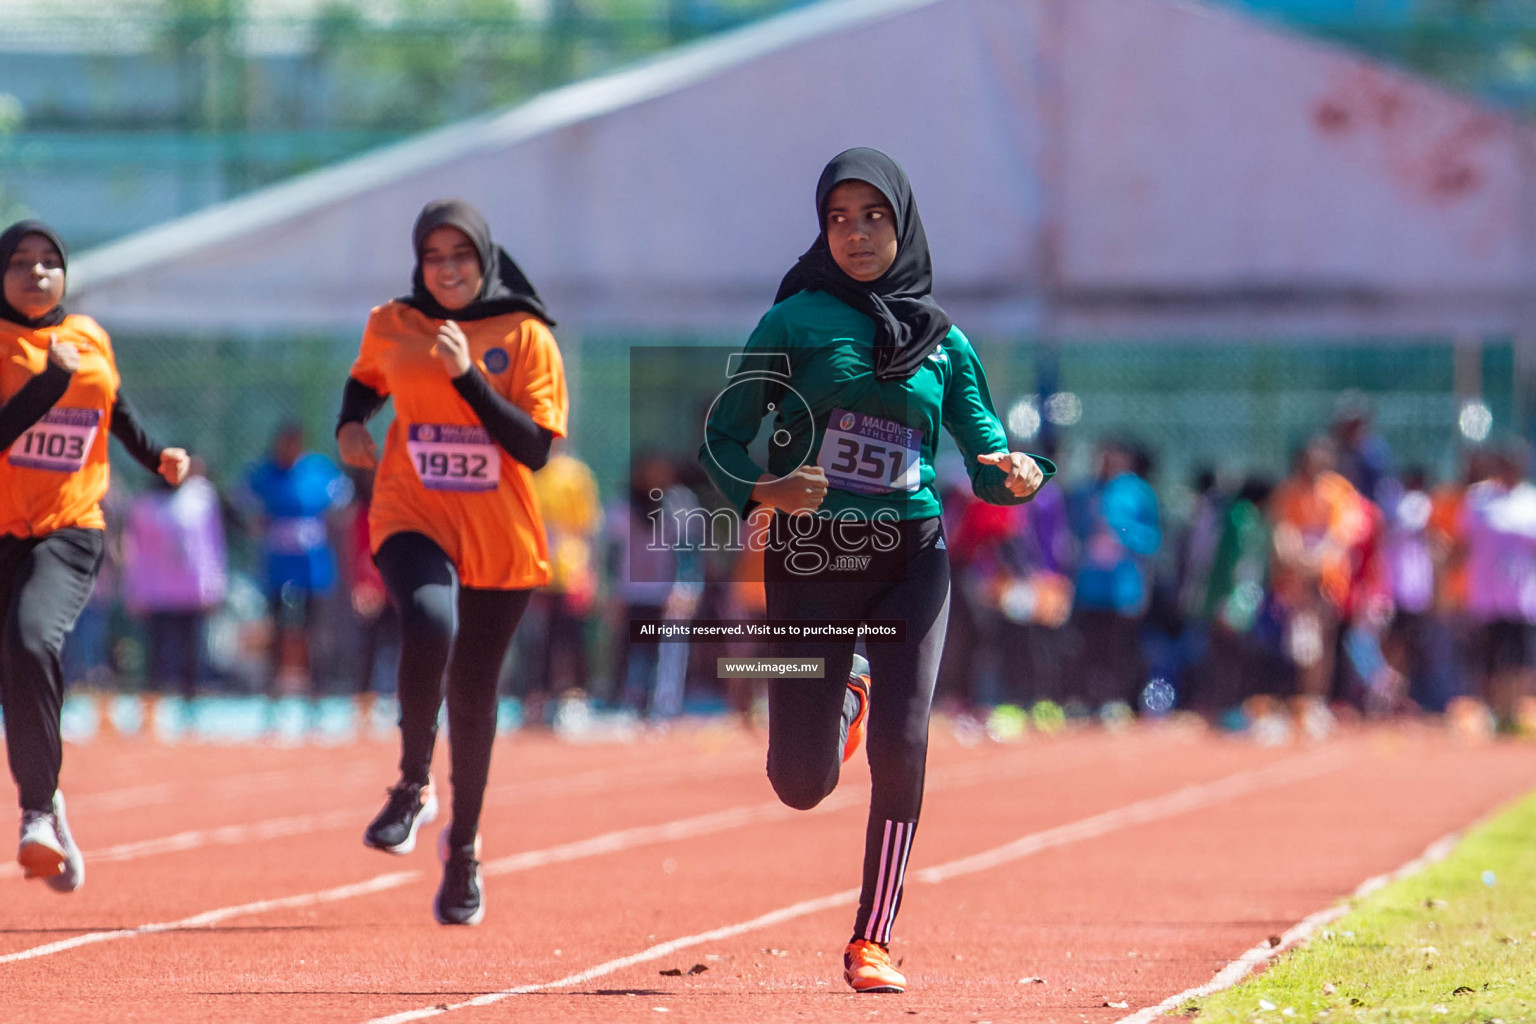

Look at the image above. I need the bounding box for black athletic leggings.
[763,514,950,946]
[0,528,105,812]
[374,531,530,849]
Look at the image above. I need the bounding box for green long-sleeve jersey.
[700,290,1054,520]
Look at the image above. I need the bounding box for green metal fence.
[109,330,1514,512]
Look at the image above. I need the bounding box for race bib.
[406,423,499,492]
[816,407,922,495]
[9,407,100,473]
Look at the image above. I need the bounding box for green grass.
[1178,789,1536,1024]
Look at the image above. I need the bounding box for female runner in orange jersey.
[336,200,567,925]
[0,220,189,893]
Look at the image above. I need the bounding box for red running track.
[0,721,1529,1023]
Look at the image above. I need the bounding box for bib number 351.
[816,407,922,495]
[407,424,500,492]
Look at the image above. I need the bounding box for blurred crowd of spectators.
[63,394,1536,740]
[936,395,1536,740]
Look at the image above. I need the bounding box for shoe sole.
[845,973,905,994]
[18,840,65,880]
[362,794,438,855]
[432,901,486,927]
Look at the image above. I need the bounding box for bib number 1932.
[407,423,500,492]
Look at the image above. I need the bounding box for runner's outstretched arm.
[108,390,165,474]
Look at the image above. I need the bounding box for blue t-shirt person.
[1072,461,1162,616]
[246,442,350,597]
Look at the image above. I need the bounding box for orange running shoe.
[843,654,871,764]
[844,938,906,993]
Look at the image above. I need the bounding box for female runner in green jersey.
[702,148,1053,993]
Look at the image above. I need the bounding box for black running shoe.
[434,833,484,926]
[362,778,437,854]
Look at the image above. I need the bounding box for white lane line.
[481,739,1143,877]
[2,726,1122,882]
[0,788,873,966]
[0,809,362,881]
[59,764,375,816]
[359,748,1351,1024]
[57,746,749,817]
[0,731,1173,965]
[480,754,760,803]
[1111,831,1460,1024]
[486,790,864,876]
[912,747,1348,884]
[0,754,762,882]
[67,783,179,814]
[0,872,419,965]
[367,888,865,1024]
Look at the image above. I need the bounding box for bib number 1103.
[9,407,100,473]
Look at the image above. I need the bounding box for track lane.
[0,725,1527,1023]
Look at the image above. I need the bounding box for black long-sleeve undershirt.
[336,376,388,436]
[0,367,164,476]
[336,372,553,472]
[450,367,554,472]
[110,390,164,474]
[0,362,71,454]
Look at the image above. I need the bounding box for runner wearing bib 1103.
[0,220,190,896]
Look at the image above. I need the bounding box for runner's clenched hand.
[751,466,828,515]
[337,422,378,470]
[977,451,1045,499]
[47,334,78,374]
[431,319,473,378]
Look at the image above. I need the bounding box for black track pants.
[374,531,530,849]
[763,515,950,946]
[0,529,105,812]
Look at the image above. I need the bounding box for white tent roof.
[71,0,1536,338]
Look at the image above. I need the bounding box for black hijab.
[398,199,554,326]
[0,220,68,329]
[773,149,951,381]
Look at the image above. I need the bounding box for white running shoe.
[18,791,83,893]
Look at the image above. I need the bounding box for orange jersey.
[0,314,119,537]
[1428,485,1468,612]
[1269,470,1369,610]
[350,301,568,589]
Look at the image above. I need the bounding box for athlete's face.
[3,234,64,320]
[419,226,484,312]
[824,181,898,283]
